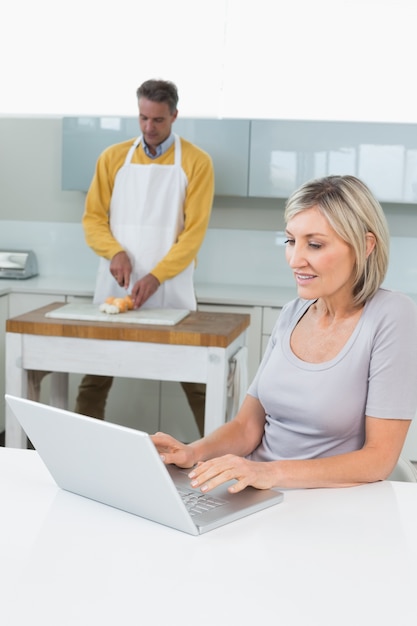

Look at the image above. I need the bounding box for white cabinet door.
[0,294,9,432]
[175,119,250,196]
[401,412,417,462]
[8,292,65,317]
[249,119,417,203]
[261,307,281,356]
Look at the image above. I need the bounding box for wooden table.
[5,303,250,447]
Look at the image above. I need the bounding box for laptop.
[5,395,284,535]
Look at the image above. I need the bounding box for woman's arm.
[274,415,411,488]
[188,415,411,493]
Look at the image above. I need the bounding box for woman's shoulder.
[367,288,417,323]
[369,287,417,308]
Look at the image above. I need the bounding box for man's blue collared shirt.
[142,133,175,159]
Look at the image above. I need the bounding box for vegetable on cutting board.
[99,295,134,314]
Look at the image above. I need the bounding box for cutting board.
[45,303,190,326]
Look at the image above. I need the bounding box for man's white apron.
[93,134,196,310]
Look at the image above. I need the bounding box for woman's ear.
[365,232,376,258]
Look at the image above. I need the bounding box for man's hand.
[109,251,132,288]
[131,273,160,308]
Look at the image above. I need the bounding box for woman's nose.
[286,243,306,268]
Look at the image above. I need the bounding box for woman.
[152,175,417,491]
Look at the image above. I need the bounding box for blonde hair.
[284,175,390,306]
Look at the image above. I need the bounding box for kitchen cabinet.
[8,292,65,318]
[0,294,9,431]
[401,415,417,461]
[174,119,250,196]
[62,117,250,197]
[261,306,281,355]
[249,119,417,203]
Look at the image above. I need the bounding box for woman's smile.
[294,272,317,284]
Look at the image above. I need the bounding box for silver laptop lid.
[5,395,198,535]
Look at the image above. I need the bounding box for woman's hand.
[188,454,276,493]
[151,432,196,469]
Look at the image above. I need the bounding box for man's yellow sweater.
[82,136,214,284]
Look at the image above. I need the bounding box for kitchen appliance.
[0,250,38,279]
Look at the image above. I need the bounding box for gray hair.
[284,175,390,306]
[136,79,179,114]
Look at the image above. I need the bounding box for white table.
[1,447,417,626]
[5,303,249,447]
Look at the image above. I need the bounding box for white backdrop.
[1,0,416,121]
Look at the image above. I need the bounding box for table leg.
[203,347,229,436]
[5,332,27,448]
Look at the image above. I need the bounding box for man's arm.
[150,142,214,284]
[82,144,127,261]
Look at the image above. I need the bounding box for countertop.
[1,274,416,308]
[0,275,96,298]
[0,275,298,308]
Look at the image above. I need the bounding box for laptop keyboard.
[177,488,228,517]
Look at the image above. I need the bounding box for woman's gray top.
[248,289,417,461]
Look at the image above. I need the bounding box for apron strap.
[124,136,142,165]
[173,134,181,166]
[124,135,181,166]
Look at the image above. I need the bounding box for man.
[75,79,214,435]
